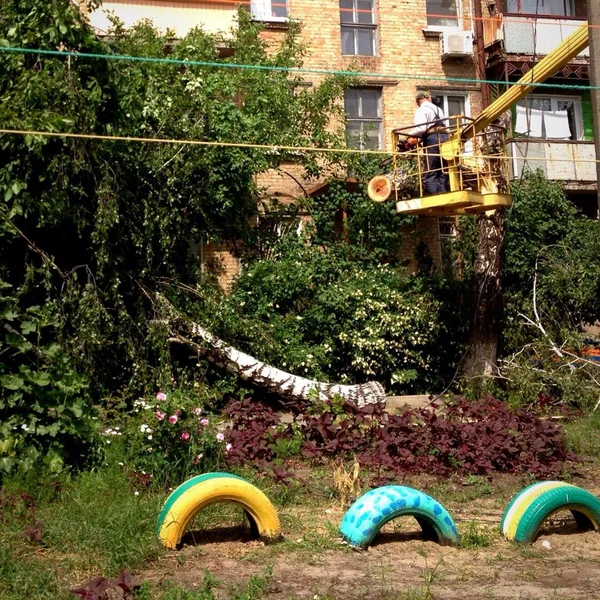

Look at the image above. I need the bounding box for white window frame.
[425,0,463,31]
[517,94,584,140]
[251,0,288,22]
[340,0,378,56]
[430,91,470,118]
[344,88,383,150]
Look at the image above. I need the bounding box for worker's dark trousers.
[422,131,449,195]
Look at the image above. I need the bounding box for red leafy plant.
[71,570,138,600]
[224,396,577,478]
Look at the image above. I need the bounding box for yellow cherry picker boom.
[367,22,590,216]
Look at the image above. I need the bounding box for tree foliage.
[0,0,356,472]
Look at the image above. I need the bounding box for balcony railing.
[484,14,589,58]
[508,140,597,185]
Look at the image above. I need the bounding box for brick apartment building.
[84,1,595,286]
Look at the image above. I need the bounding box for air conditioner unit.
[440,31,474,59]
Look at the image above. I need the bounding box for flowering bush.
[119,390,229,484]
[227,246,460,393]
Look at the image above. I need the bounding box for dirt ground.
[143,471,600,600]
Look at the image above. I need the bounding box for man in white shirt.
[408,91,450,195]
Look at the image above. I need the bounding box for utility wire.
[0,46,595,91]
[1,127,599,165]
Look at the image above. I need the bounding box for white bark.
[157,294,387,408]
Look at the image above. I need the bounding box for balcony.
[484,14,589,58]
[508,140,597,188]
[87,1,237,38]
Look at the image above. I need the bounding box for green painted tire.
[156,472,281,549]
[156,472,245,537]
[500,481,600,543]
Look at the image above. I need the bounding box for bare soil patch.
[142,471,600,599]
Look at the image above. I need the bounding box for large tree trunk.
[157,295,387,408]
[462,211,504,377]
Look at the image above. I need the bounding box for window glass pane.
[344,90,360,116]
[427,0,459,26]
[341,27,356,54]
[363,122,381,149]
[357,0,375,24]
[530,97,551,111]
[340,0,354,23]
[357,28,375,55]
[507,0,572,15]
[447,96,465,116]
[346,121,363,148]
[271,0,288,18]
[360,90,380,118]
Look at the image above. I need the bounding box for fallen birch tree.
[156,294,387,408]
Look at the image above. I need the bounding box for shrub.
[226,238,463,394]
[117,389,228,485]
[223,395,576,478]
[0,285,101,476]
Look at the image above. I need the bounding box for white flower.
[134,491,139,496]
[118,462,124,466]
[147,434,153,440]
[140,424,152,433]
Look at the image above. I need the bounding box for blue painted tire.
[339,485,460,548]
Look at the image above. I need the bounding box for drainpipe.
[474,0,491,108]
[588,0,600,217]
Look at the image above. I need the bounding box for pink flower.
[168,414,178,424]
[200,418,209,427]
[174,409,181,416]
[226,443,233,452]
[216,433,225,442]
[155,410,166,421]
[156,391,167,401]
[170,377,175,382]
[193,453,204,466]
[181,432,190,442]
[192,407,202,417]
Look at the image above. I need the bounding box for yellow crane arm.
[465,21,589,139]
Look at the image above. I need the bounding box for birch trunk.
[158,295,387,408]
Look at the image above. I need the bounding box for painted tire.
[500,481,600,543]
[156,472,281,549]
[339,485,459,549]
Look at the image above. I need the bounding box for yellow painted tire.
[157,473,281,549]
[367,176,392,202]
[500,481,600,543]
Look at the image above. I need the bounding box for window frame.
[430,91,470,119]
[505,0,574,17]
[425,0,463,31]
[516,94,584,140]
[250,0,289,22]
[340,0,378,56]
[344,87,383,150]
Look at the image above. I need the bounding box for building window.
[251,0,288,21]
[340,0,377,56]
[427,0,461,28]
[430,92,469,118]
[506,0,574,17]
[515,95,583,140]
[344,88,382,149]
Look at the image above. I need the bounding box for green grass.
[0,461,165,599]
[458,520,498,549]
[564,412,600,458]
